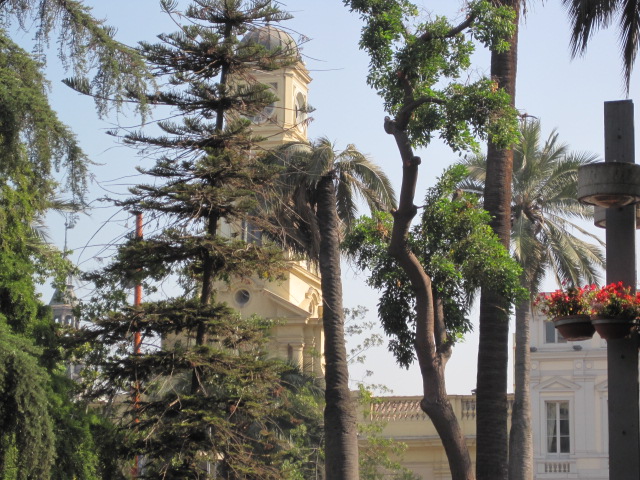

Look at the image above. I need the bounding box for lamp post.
[578,100,640,480]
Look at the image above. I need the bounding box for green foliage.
[0,31,90,205]
[0,3,136,479]
[344,0,519,150]
[0,29,86,337]
[272,366,325,480]
[0,321,55,479]
[460,119,605,293]
[74,291,323,479]
[1,0,153,117]
[0,304,122,480]
[344,166,525,366]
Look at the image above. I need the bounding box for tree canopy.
[344,165,524,367]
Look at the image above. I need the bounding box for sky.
[23,0,640,395]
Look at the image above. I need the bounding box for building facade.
[369,310,611,479]
[530,310,608,478]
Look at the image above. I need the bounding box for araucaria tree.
[73,1,324,477]
[267,137,396,480]
[461,119,605,480]
[343,1,519,479]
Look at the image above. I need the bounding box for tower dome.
[50,277,78,329]
[241,25,299,59]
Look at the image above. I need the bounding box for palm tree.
[476,3,520,478]
[266,136,396,480]
[563,0,640,92]
[462,119,605,480]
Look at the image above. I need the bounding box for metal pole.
[603,100,640,480]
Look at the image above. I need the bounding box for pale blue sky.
[26,0,638,395]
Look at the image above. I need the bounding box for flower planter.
[552,314,595,341]
[591,316,636,340]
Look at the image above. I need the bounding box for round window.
[235,289,251,307]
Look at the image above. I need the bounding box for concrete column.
[290,343,304,369]
[303,326,316,375]
[603,100,640,480]
[313,324,325,379]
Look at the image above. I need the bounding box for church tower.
[216,26,324,380]
[50,277,78,329]
[50,219,82,378]
[240,26,311,148]
[50,276,82,379]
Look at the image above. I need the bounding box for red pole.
[134,212,143,352]
[132,212,143,478]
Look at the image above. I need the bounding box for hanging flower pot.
[537,283,640,341]
[591,317,636,340]
[590,282,640,340]
[553,314,595,341]
[536,286,597,341]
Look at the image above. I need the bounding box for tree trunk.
[192,213,219,394]
[508,297,532,480]
[316,175,359,480]
[476,2,519,480]
[386,118,474,480]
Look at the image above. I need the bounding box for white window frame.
[545,400,572,455]
[544,321,567,344]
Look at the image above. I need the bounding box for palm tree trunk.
[316,175,359,480]
[476,2,519,480]
[508,296,533,480]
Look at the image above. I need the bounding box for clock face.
[247,83,277,124]
[248,103,275,124]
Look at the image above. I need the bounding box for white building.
[530,310,609,478]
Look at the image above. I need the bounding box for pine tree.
[74,1,323,477]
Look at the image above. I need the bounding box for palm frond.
[260,137,396,261]
[563,0,639,91]
[460,118,605,294]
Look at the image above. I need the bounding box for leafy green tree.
[563,0,640,92]
[266,137,396,480]
[461,119,605,480]
[1,0,151,115]
[343,166,524,480]
[0,2,157,478]
[342,1,518,478]
[0,28,119,480]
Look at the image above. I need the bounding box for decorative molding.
[536,376,582,392]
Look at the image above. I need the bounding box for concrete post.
[603,100,640,480]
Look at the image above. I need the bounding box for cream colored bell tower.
[217,26,323,380]
[241,26,311,149]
